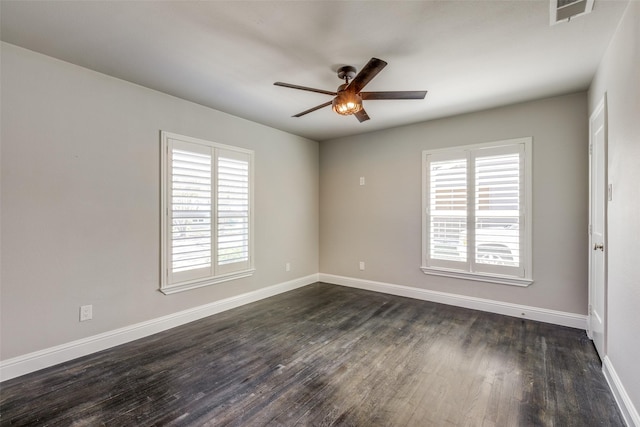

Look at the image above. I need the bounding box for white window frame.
[421,137,533,287]
[160,131,254,295]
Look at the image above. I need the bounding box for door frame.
[587,93,608,358]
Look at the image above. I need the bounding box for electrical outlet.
[285,262,291,272]
[359,261,365,271]
[80,305,93,322]
[359,177,365,186]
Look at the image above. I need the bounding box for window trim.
[160,131,254,295]
[421,137,533,286]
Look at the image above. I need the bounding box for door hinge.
[589,144,593,155]
[588,304,593,315]
[588,224,592,235]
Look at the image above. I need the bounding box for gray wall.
[0,43,319,360]
[320,92,589,315]
[588,1,640,416]
[3,15,636,414]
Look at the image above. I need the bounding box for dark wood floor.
[0,283,624,426]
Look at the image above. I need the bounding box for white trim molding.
[603,356,640,427]
[0,274,318,382]
[421,267,533,287]
[422,137,533,285]
[319,273,587,330]
[160,131,255,295]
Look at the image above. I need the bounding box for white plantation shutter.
[426,153,468,269]
[171,146,212,278]
[473,145,524,277]
[422,138,531,284]
[216,150,251,273]
[161,132,254,294]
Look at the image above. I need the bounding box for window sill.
[160,268,256,295]
[420,266,533,287]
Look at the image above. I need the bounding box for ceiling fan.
[274,57,427,122]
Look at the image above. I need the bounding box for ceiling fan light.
[332,91,363,116]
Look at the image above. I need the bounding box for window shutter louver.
[474,152,521,269]
[161,132,254,294]
[217,153,250,269]
[171,147,212,277]
[422,138,531,285]
[428,155,468,267]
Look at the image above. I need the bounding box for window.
[161,131,254,294]
[421,138,532,286]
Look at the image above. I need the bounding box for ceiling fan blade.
[293,101,333,117]
[355,109,370,123]
[346,58,387,94]
[361,91,427,100]
[274,82,336,96]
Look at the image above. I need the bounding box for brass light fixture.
[332,84,363,116]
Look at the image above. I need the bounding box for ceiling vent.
[550,0,594,25]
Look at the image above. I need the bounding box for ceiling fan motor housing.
[337,66,357,82]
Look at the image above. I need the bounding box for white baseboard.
[319,273,588,330]
[0,274,318,382]
[604,356,640,427]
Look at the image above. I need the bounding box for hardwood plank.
[0,283,625,426]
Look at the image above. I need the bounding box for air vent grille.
[558,0,580,7]
[550,0,594,25]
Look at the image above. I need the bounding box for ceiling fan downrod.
[337,65,357,85]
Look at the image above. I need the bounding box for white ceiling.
[0,1,629,141]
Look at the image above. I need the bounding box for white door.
[588,95,607,360]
